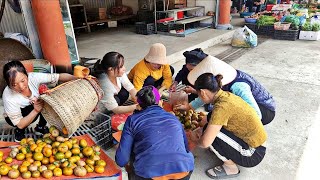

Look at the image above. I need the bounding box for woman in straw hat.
[128,43,174,93]
[2,61,76,142]
[116,85,194,180]
[169,48,208,102]
[190,73,267,179]
[94,52,138,114]
[176,54,276,125]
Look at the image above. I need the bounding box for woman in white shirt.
[2,61,77,142]
[94,52,137,114]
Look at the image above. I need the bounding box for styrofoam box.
[108,21,117,28]
[299,31,320,41]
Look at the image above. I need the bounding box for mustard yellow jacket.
[128,59,172,91]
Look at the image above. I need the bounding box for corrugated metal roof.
[0,0,27,35]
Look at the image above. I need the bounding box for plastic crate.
[245,23,257,33]
[135,22,155,35]
[157,23,184,32]
[256,25,275,36]
[274,29,299,41]
[87,112,113,150]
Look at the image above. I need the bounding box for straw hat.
[144,43,167,65]
[187,55,237,86]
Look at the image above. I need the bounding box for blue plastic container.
[245,18,257,23]
[240,12,255,18]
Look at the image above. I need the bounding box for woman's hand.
[174,103,191,111]
[169,81,178,92]
[33,99,44,113]
[184,86,196,94]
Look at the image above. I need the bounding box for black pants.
[114,87,130,105]
[211,128,266,167]
[5,104,47,133]
[129,171,193,180]
[258,103,275,125]
[143,66,175,88]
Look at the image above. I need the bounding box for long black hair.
[93,52,124,75]
[194,73,223,93]
[3,61,28,88]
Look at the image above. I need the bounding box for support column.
[216,0,233,30]
[31,0,72,73]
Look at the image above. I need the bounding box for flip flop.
[206,165,240,179]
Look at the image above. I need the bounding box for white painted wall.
[122,0,139,14]
[196,0,216,23]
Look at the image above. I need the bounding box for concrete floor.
[76,15,244,70]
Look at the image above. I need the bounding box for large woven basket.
[40,78,104,137]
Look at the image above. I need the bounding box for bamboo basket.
[40,78,104,137]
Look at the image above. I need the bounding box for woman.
[94,52,137,114]
[170,48,208,102]
[128,43,174,92]
[2,61,76,142]
[177,54,276,125]
[190,73,267,179]
[115,86,194,180]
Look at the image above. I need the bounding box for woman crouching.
[190,73,267,179]
[115,85,194,180]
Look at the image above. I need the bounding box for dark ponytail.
[136,86,157,109]
[93,52,124,75]
[194,73,223,93]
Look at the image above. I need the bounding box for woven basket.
[40,78,104,137]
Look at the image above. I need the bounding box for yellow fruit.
[19,165,28,173]
[47,164,56,171]
[33,161,42,167]
[20,147,28,154]
[8,169,20,179]
[64,150,72,158]
[55,152,65,160]
[68,156,77,164]
[79,139,88,148]
[64,141,72,149]
[21,161,31,167]
[62,127,68,135]
[30,144,37,152]
[26,157,34,164]
[85,159,95,166]
[0,151,3,157]
[95,160,106,167]
[42,169,53,178]
[82,147,94,157]
[0,165,10,175]
[71,148,80,155]
[20,138,27,146]
[58,143,68,153]
[94,165,105,174]
[41,157,49,165]
[49,156,55,164]
[34,146,43,153]
[84,164,94,173]
[51,142,60,149]
[62,167,73,176]
[33,152,44,161]
[42,147,53,157]
[21,171,32,179]
[16,153,25,161]
[32,170,41,178]
[25,153,33,159]
[53,167,62,177]
[11,164,19,170]
[5,157,13,164]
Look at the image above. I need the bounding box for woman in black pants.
[2,61,76,142]
[94,52,138,114]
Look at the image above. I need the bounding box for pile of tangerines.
[0,126,106,179]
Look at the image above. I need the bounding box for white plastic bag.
[231,26,258,48]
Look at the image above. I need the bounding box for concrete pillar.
[31,0,72,73]
[216,0,233,30]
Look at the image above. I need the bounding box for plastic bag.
[231,26,257,48]
[169,91,188,107]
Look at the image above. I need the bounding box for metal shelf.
[156,6,202,13]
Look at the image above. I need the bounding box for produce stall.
[0,132,121,179]
[242,3,320,41]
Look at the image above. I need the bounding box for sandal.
[206,165,240,179]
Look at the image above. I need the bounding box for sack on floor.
[231,26,258,48]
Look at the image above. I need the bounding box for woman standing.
[116,86,194,180]
[190,73,267,179]
[2,61,76,142]
[94,52,137,114]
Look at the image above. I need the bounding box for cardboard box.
[108,21,117,28]
[299,31,320,41]
[99,8,107,20]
